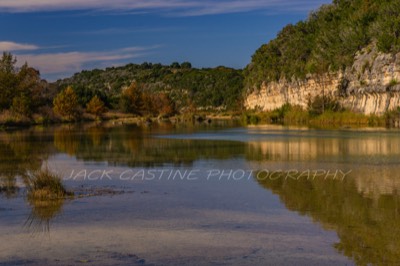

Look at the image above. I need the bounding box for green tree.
[0,52,17,74]
[170,62,181,69]
[53,86,80,120]
[181,62,192,69]
[0,52,18,110]
[11,94,32,117]
[373,1,400,53]
[0,54,47,113]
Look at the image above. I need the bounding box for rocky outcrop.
[245,46,400,115]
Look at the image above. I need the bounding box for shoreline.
[1,109,400,130]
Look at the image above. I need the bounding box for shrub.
[389,79,399,87]
[308,96,342,117]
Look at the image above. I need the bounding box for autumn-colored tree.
[119,82,143,115]
[152,93,175,116]
[86,95,106,119]
[53,86,80,120]
[141,92,155,116]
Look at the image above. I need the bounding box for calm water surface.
[0,122,399,265]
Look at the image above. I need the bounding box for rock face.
[245,46,400,115]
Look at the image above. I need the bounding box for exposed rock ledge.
[245,46,400,115]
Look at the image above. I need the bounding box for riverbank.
[0,110,239,129]
[3,106,400,130]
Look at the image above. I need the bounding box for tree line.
[0,53,244,123]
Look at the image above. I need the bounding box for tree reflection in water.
[256,174,400,266]
[1,122,242,232]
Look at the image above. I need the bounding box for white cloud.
[0,41,39,51]
[0,0,330,15]
[15,46,154,76]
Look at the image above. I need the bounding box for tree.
[53,86,80,120]
[141,92,155,116]
[0,54,47,113]
[170,62,181,69]
[86,95,106,119]
[152,93,176,116]
[0,52,18,110]
[119,82,143,115]
[0,52,17,74]
[11,94,32,117]
[181,62,192,69]
[373,1,400,53]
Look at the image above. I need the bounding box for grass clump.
[26,169,73,200]
[388,79,399,87]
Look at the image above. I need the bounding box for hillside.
[244,0,400,115]
[245,0,400,90]
[55,62,244,112]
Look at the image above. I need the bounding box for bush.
[308,96,342,117]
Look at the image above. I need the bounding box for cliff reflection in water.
[246,128,400,162]
[256,173,400,265]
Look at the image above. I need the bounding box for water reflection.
[256,174,400,265]
[52,123,245,167]
[1,124,400,264]
[25,197,65,233]
[0,129,52,198]
[244,126,400,164]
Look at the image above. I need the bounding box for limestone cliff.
[245,46,400,115]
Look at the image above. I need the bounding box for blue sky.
[0,0,330,81]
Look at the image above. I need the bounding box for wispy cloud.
[0,41,39,51]
[15,46,156,77]
[0,0,329,15]
[0,0,196,13]
[76,26,179,36]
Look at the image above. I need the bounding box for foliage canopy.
[245,0,400,90]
